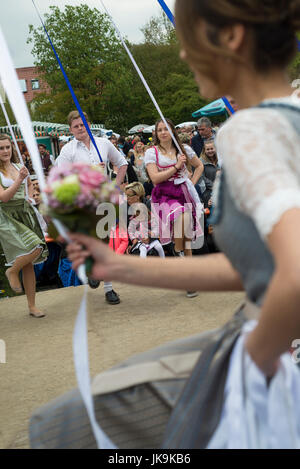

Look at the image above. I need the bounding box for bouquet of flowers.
[44,162,120,242]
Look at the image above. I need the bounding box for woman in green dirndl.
[0,134,48,318]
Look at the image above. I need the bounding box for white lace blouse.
[145,144,196,165]
[144,144,196,183]
[216,96,300,239]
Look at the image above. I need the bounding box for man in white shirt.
[56,112,128,186]
[56,110,128,305]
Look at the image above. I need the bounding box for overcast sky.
[1,0,175,68]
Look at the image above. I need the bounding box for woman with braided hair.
[0,135,48,317]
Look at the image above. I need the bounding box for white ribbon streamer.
[0,93,29,199]
[0,27,46,194]
[99,0,182,155]
[73,279,116,449]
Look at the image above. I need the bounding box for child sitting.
[125,182,165,259]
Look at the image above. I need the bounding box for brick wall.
[16,66,51,103]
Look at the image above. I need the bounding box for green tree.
[140,11,177,46]
[129,40,206,125]
[159,73,207,123]
[28,6,206,132]
[0,99,16,127]
[27,4,132,126]
[288,47,300,81]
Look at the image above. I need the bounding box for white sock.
[151,241,165,258]
[185,241,192,250]
[104,282,113,293]
[139,246,148,258]
[156,245,165,258]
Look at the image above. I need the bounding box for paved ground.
[0,283,244,449]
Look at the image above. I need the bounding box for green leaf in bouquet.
[46,205,119,242]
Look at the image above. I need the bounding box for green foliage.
[28,5,206,133]
[0,100,34,128]
[27,5,123,88]
[28,4,129,125]
[160,74,207,123]
[140,11,177,46]
[0,100,16,127]
[289,53,300,81]
[288,34,300,81]
[129,41,207,125]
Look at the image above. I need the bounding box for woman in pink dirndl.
[144,119,204,296]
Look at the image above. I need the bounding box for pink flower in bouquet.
[45,162,120,215]
[47,164,73,184]
[77,193,95,208]
[80,183,93,197]
[79,170,106,190]
[72,162,89,171]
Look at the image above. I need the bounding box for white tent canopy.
[176,121,198,128]
[91,127,120,139]
[128,124,150,134]
[143,125,155,134]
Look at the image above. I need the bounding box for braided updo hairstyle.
[175,0,300,78]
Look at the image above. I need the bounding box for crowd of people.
[0,110,225,312]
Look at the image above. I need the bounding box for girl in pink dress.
[144,119,204,257]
